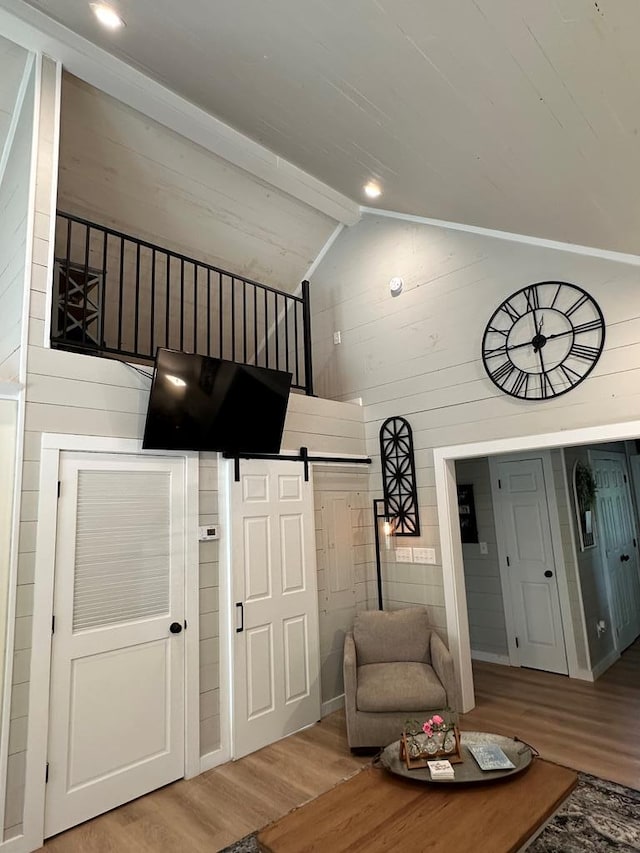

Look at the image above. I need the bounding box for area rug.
[218,772,640,852]
[528,772,640,852]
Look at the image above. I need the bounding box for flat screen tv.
[142,349,292,453]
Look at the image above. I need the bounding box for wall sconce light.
[373,498,396,609]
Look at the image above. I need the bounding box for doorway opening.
[434,419,640,713]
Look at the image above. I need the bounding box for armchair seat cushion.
[356,661,447,713]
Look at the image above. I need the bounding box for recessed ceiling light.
[90,3,125,29]
[363,181,382,199]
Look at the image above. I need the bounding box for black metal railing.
[51,211,314,394]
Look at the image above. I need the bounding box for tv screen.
[142,349,292,453]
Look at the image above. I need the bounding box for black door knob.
[169,621,183,634]
[544,570,553,578]
[620,554,630,562]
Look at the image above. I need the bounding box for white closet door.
[229,459,320,759]
[45,452,185,837]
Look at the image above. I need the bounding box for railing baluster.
[264,288,269,368]
[193,263,198,354]
[206,268,211,357]
[150,248,156,359]
[285,296,290,374]
[218,272,223,358]
[100,230,107,349]
[62,218,71,341]
[274,293,280,371]
[134,242,141,354]
[82,224,91,345]
[165,253,171,349]
[294,301,300,388]
[301,280,314,395]
[231,276,236,362]
[118,237,124,351]
[243,278,247,365]
[180,258,185,352]
[253,286,258,364]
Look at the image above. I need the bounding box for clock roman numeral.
[486,325,508,338]
[559,363,582,384]
[549,283,562,309]
[565,293,589,317]
[540,372,555,399]
[490,360,514,385]
[499,300,522,323]
[511,370,528,397]
[524,285,540,312]
[569,342,599,362]
[573,318,603,335]
[484,342,509,358]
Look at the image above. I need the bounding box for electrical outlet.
[479,542,488,555]
[395,547,413,563]
[333,331,341,345]
[413,547,436,564]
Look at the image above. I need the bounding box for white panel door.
[592,452,640,652]
[230,460,320,759]
[496,458,568,674]
[45,452,185,838]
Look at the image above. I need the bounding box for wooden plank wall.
[57,73,336,294]
[0,66,34,383]
[310,213,640,658]
[2,62,362,841]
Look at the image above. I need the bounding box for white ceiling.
[13,0,640,254]
[0,34,29,159]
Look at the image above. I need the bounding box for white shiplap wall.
[310,213,640,670]
[2,58,365,840]
[454,457,508,661]
[57,73,337,294]
[0,64,34,383]
[314,466,372,708]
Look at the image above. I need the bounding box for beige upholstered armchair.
[343,607,458,750]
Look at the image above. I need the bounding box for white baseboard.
[199,745,231,773]
[571,667,595,682]
[590,647,620,680]
[470,650,510,666]
[321,694,344,717]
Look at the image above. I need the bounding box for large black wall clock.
[482,282,605,400]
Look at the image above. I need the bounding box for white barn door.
[45,452,186,837]
[228,459,320,759]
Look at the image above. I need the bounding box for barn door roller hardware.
[224,446,371,482]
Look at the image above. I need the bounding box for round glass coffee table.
[379,731,534,784]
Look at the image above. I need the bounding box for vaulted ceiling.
[13,0,640,255]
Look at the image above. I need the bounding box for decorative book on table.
[468,744,515,771]
[427,759,455,779]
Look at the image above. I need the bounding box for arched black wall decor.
[379,416,420,536]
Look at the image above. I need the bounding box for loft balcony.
[50,211,315,394]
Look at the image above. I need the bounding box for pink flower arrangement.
[422,714,446,737]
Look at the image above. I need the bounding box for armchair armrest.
[343,632,358,717]
[430,631,459,713]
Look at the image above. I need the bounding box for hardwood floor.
[41,640,639,852]
[461,638,640,790]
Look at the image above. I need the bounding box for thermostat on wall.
[199,525,219,541]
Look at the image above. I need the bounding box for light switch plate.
[479,542,488,555]
[413,547,436,564]
[395,547,413,563]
